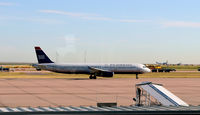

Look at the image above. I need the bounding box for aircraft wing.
[88,66,114,77]
[88,66,111,73]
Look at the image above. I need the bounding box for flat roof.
[0,106,199,115]
[136,81,163,86]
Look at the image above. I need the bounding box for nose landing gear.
[136,74,138,79]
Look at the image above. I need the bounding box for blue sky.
[1,0,200,64]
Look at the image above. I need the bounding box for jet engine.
[98,71,114,77]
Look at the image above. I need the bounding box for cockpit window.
[143,66,147,68]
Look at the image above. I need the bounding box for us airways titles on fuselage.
[33,46,151,79]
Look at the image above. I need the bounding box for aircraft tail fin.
[34,46,54,64]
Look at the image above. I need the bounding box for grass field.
[0,71,199,78]
[115,72,200,78]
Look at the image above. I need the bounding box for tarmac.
[0,78,199,107]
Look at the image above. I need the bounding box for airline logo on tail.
[34,46,54,64]
[38,55,45,60]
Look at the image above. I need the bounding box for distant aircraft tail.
[34,46,54,64]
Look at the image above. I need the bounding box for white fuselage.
[37,63,151,74]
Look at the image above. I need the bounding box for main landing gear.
[89,74,97,79]
[136,74,138,79]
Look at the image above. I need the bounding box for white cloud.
[39,10,98,18]
[119,19,150,23]
[0,2,16,6]
[39,10,112,21]
[82,16,112,21]
[0,16,65,24]
[28,18,65,24]
[39,9,148,23]
[162,21,200,28]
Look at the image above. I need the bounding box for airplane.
[156,60,168,65]
[34,46,151,79]
[176,62,182,66]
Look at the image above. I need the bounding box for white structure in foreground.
[135,81,189,106]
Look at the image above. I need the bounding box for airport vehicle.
[152,68,176,72]
[0,66,9,72]
[34,47,151,79]
[148,65,176,72]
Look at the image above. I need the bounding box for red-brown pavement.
[0,78,199,107]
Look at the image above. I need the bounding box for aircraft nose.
[143,68,151,73]
[146,68,151,73]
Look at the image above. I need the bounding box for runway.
[0,78,199,107]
